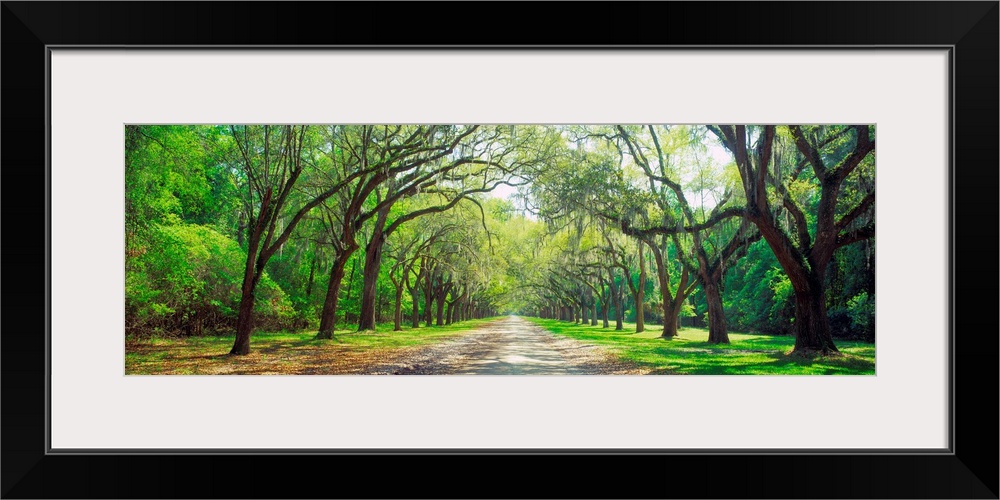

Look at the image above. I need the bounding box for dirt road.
[127,316,645,375]
[362,315,643,375]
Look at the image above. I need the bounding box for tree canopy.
[126,124,876,356]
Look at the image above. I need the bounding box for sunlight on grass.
[526,318,875,375]
[125,317,501,375]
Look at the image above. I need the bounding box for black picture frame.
[3,2,996,498]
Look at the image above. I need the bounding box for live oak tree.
[360,125,560,330]
[384,217,453,331]
[603,232,648,333]
[310,125,479,338]
[707,125,875,353]
[615,125,761,343]
[352,125,539,331]
[125,123,877,358]
[226,125,376,355]
[522,133,640,329]
[391,207,473,328]
[550,128,715,337]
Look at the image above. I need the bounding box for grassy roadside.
[125,317,502,375]
[525,317,875,375]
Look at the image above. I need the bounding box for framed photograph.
[3,2,996,498]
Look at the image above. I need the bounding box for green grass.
[126,317,501,375]
[526,317,875,375]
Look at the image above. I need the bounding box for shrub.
[847,290,875,342]
[126,223,297,337]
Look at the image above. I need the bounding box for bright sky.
[707,138,734,165]
[490,183,517,200]
[486,127,737,217]
[687,136,736,211]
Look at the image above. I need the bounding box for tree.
[616,125,761,342]
[604,232,647,333]
[225,125,369,355]
[310,125,476,337]
[385,225,426,331]
[353,125,551,331]
[707,125,875,353]
[384,218,456,331]
[125,123,877,360]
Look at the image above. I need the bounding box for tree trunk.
[662,298,684,339]
[614,287,624,331]
[756,215,840,354]
[591,302,598,326]
[424,296,434,325]
[635,248,646,333]
[229,188,272,355]
[660,265,690,339]
[792,283,838,353]
[704,275,729,344]
[660,307,679,338]
[393,285,404,331]
[601,299,609,328]
[411,292,421,327]
[342,253,358,325]
[230,273,261,355]
[650,244,674,338]
[317,251,351,339]
[608,276,623,330]
[358,206,391,331]
[424,285,434,327]
[305,256,316,299]
[435,291,447,326]
[357,244,384,330]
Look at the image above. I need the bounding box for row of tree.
[126,125,549,354]
[513,125,875,354]
[125,124,875,356]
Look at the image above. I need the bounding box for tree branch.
[788,125,829,182]
[832,125,875,182]
[836,223,875,249]
[836,191,875,231]
[619,206,746,237]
